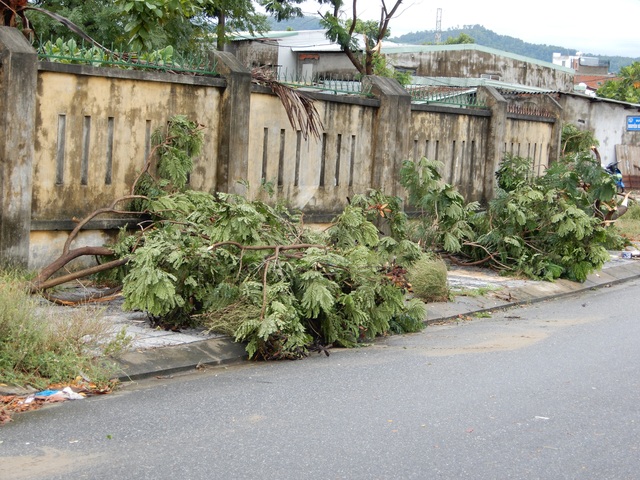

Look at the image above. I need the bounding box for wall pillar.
[367,76,412,196]
[540,94,563,164]
[0,27,36,267]
[211,51,251,196]
[477,86,507,201]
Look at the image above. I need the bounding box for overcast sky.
[290,0,640,58]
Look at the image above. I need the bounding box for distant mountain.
[268,16,324,32]
[269,18,638,73]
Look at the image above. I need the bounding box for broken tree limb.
[64,195,147,254]
[30,257,128,294]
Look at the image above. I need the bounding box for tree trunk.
[216,11,226,51]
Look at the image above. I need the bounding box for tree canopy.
[319,0,405,76]
[27,0,309,52]
[597,61,640,103]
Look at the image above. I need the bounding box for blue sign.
[628,116,640,131]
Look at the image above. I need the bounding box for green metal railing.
[275,68,374,97]
[37,39,218,76]
[407,86,488,109]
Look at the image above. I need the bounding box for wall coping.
[506,113,556,123]
[37,61,227,88]
[411,103,492,117]
[250,83,380,108]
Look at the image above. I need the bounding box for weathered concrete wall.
[32,64,224,224]
[559,93,640,166]
[504,116,555,176]
[384,45,574,92]
[0,33,572,268]
[410,105,491,203]
[247,87,378,218]
[226,39,278,68]
[0,27,36,267]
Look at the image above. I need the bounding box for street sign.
[628,116,640,131]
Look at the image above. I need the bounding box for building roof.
[575,74,617,90]
[230,29,412,52]
[410,76,558,94]
[230,31,573,76]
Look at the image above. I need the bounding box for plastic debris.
[61,387,84,400]
[35,389,61,397]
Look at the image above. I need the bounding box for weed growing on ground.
[0,268,126,388]
[451,286,500,298]
[407,254,449,302]
[615,203,640,241]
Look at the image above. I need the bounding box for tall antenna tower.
[434,8,442,44]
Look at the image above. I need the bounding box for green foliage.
[388,299,426,334]
[117,0,205,51]
[406,254,449,302]
[349,189,422,265]
[468,152,623,281]
[29,0,126,48]
[561,123,598,156]
[319,1,402,76]
[401,130,623,283]
[623,203,640,221]
[38,38,193,75]
[0,269,123,388]
[107,115,425,359]
[370,53,412,86]
[400,157,479,253]
[112,0,302,52]
[597,61,640,103]
[444,33,475,45]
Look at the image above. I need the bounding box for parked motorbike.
[591,146,625,193]
[605,161,625,193]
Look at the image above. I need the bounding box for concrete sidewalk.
[107,253,640,381]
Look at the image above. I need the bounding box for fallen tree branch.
[41,286,123,306]
[64,195,147,254]
[30,257,128,293]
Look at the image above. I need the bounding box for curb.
[114,259,640,381]
[114,336,247,382]
[425,259,640,324]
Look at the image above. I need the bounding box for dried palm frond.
[251,68,324,141]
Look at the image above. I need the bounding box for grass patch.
[614,205,640,242]
[452,285,501,298]
[407,254,449,302]
[0,268,129,389]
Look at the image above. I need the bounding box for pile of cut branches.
[32,116,425,360]
[398,124,626,282]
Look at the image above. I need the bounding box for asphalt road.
[1,280,640,480]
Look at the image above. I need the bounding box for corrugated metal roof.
[229,30,299,41]
[230,29,410,52]
[409,76,557,94]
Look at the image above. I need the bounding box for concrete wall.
[0,27,568,268]
[226,39,278,68]
[0,28,36,267]
[504,117,555,177]
[410,106,491,202]
[33,66,224,223]
[559,93,640,165]
[384,45,574,92]
[247,88,378,215]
